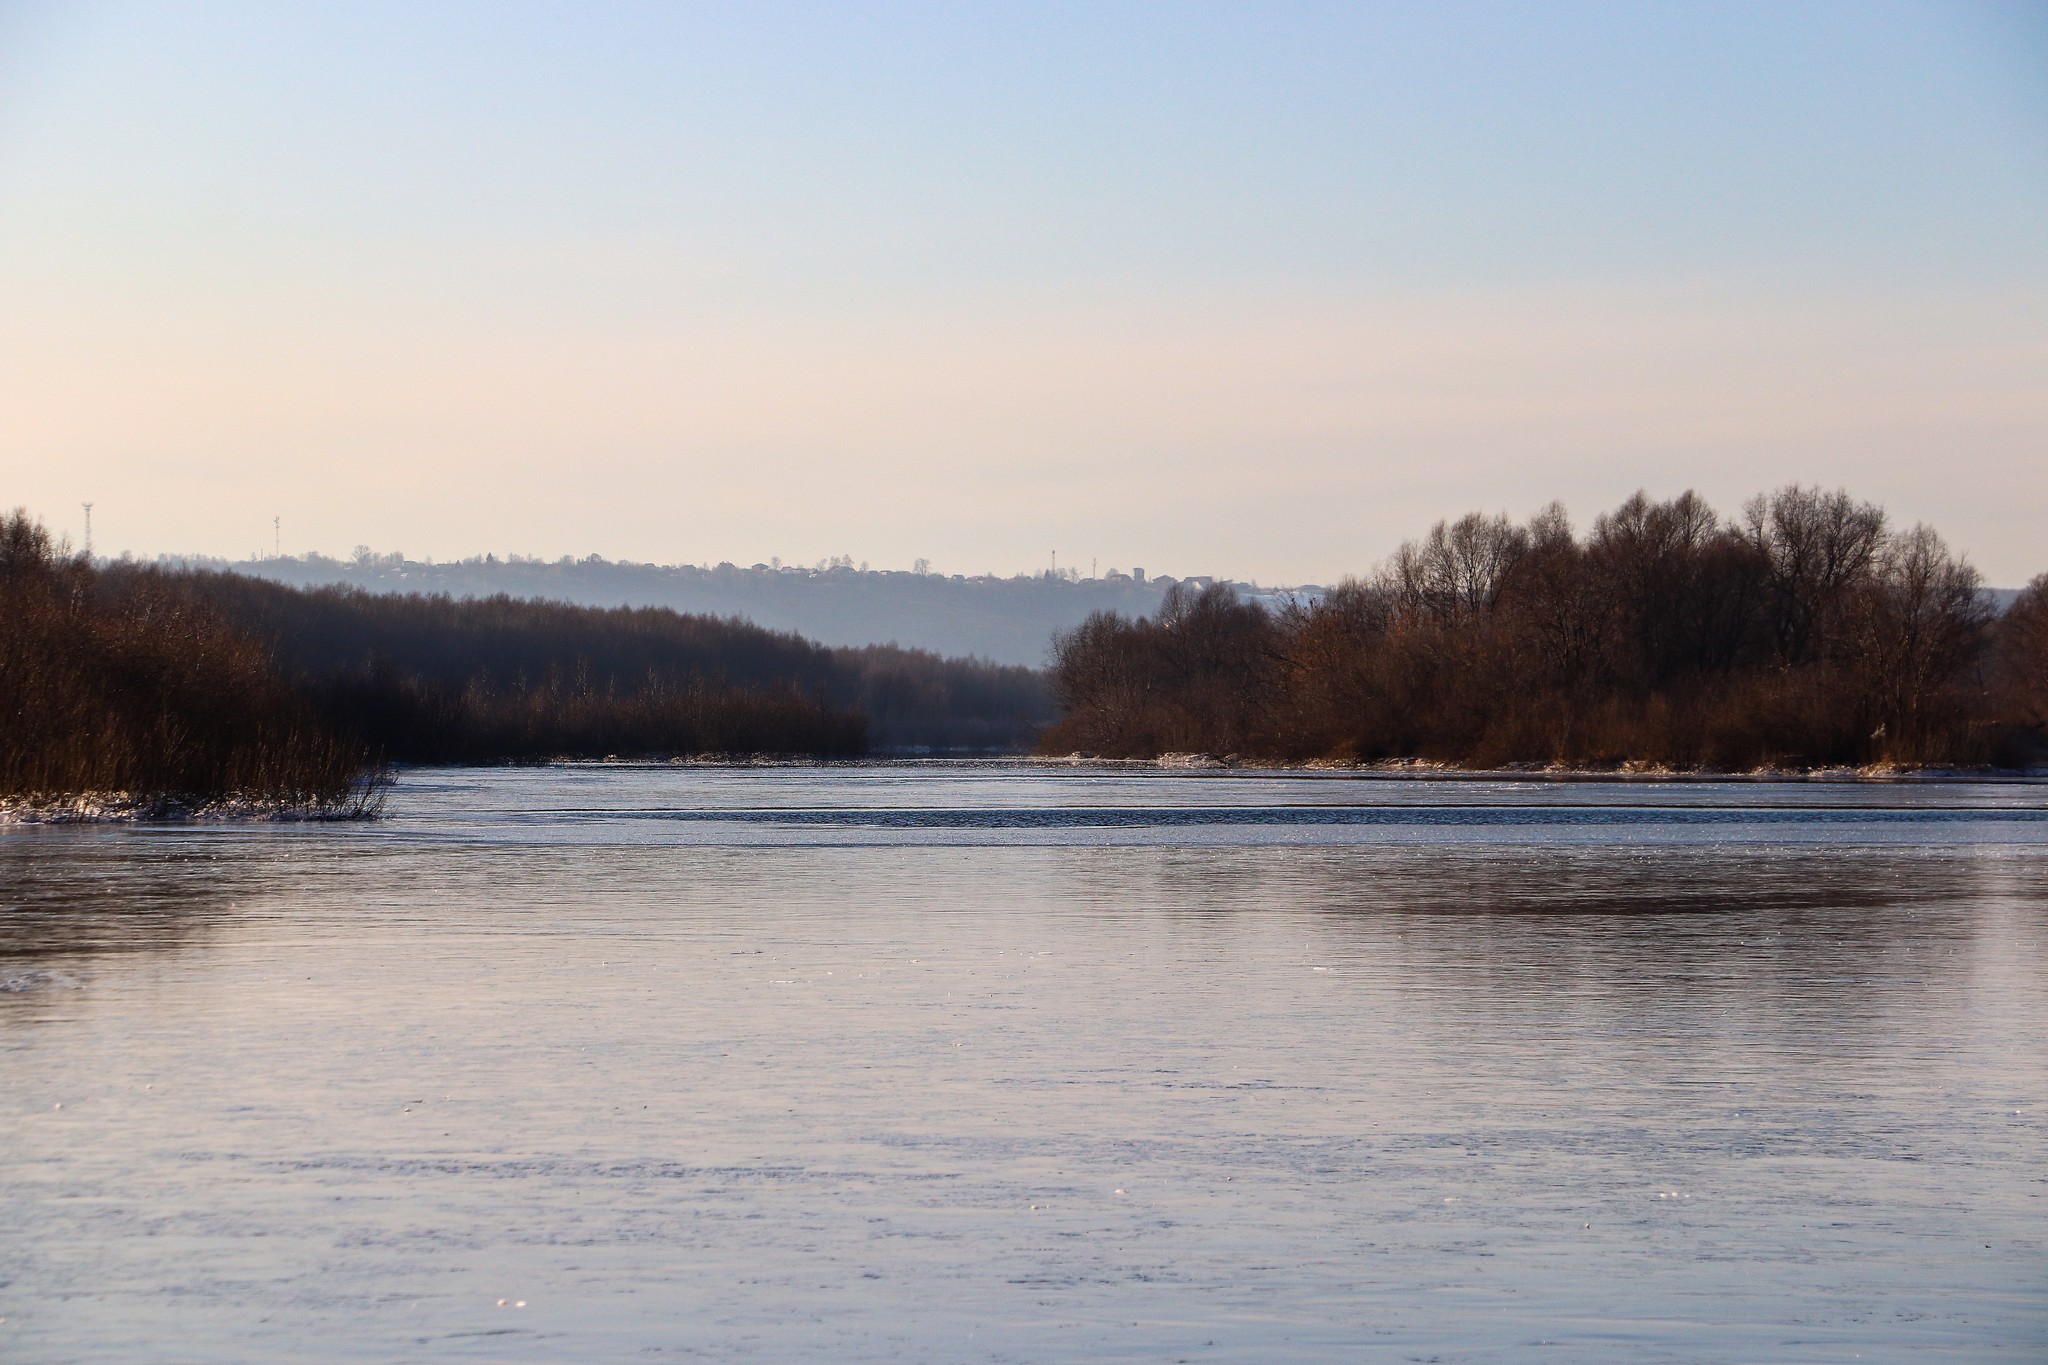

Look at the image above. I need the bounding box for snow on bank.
[0,792,383,823]
[1033,753,2044,781]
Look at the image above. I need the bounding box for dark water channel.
[3,764,2045,1361]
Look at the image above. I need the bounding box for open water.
[2,763,2046,1362]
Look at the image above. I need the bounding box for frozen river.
[3,763,2046,1361]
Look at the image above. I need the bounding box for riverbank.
[0,781,389,824]
[1036,752,2048,782]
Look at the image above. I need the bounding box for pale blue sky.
[2,1,2044,581]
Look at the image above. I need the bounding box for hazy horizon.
[4,2,2046,583]
[76,520,2048,595]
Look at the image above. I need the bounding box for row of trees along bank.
[142,567,1046,761]
[5,509,1047,813]
[1042,487,2048,770]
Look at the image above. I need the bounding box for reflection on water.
[0,837,238,968]
[1,764,2045,1362]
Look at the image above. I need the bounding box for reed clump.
[1042,486,2048,771]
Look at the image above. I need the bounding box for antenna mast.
[274,516,281,558]
[81,503,93,557]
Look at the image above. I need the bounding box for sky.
[1,1,2044,584]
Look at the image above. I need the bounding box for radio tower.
[81,503,93,558]
[274,516,281,558]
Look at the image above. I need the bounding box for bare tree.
[1842,525,1989,756]
[1742,485,1886,666]
[1383,511,1530,623]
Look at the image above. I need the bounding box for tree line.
[1042,486,2048,770]
[2,509,1051,812]
[222,543,1175,666]
[151,568,1049,760]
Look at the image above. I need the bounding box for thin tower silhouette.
[81,502,92,557]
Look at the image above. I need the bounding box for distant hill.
[164,553,1316,667]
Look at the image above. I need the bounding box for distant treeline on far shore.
[1043,486,2048,772]
[206,546,1196,666]
[8,484,2047,816]
[1,510,1050,815]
